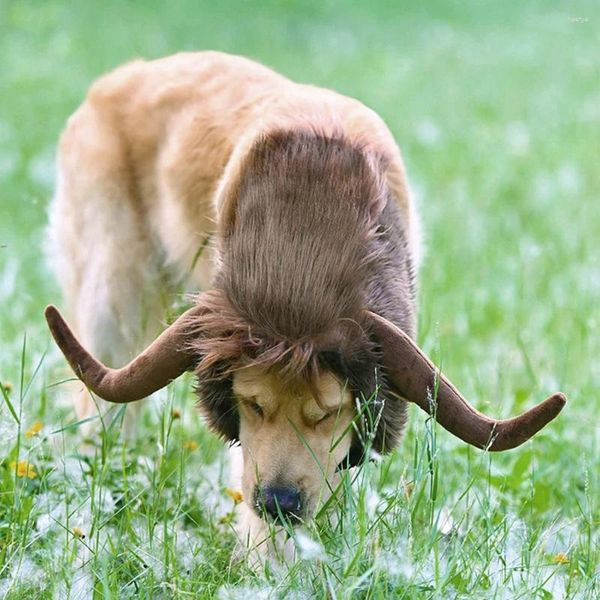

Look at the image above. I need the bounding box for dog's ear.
[338,442,363,470]
[195,375,240,442]
[321,350,407,469]
[340,386,408,469]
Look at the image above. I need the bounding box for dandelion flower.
[10,460,37,479]
[183,440,198,450]
[225,488,243,504]
[25,421,43,438]
[553,553,569,565]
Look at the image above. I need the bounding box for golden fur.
[48,51,420,561]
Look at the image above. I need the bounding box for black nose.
[256,484,302,521]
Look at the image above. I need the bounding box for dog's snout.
[257,484,302,521]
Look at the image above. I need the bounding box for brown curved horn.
[45,303,207,403]
[365,311,566,451]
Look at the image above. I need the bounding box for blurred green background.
[0,0,598,596]
[1,0,597,364]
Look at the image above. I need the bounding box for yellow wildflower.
[171,409,181,419]
[72,527,86,539]
[225,488,243,504]
[10,460,37,479]
[25,421,44,438]
[219,512,235,525]
[182,440,198,450]
[553,553,569,565]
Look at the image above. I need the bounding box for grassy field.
[0,0,598,597]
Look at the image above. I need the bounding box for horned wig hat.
[45,297,566,452]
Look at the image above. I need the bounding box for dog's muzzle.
[254,484,303,523]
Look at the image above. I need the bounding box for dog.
[45,51,566,560]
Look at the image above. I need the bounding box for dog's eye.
[317,410,338,425]
[244,399,264,418]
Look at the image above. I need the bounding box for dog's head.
[233,365,354,521]
[185,289,408,523]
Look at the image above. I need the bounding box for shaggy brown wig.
[188,130,417,466]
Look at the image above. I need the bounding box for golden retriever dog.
[45,51,566,562]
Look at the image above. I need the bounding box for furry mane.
[186,130,414,463]
[187,130,387,377]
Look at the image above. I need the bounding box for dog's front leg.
[228,446,295,566]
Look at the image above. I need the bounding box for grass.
[0,0,598,597]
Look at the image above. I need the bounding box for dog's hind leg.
[48,105,169,436]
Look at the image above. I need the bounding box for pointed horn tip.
[489,391,567,451]
[44,305,67,341]
[44,304,57,319]
[544,391,567,416]
[550,391,567,407]
[44,304,62,326]
[534,390,567,427]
